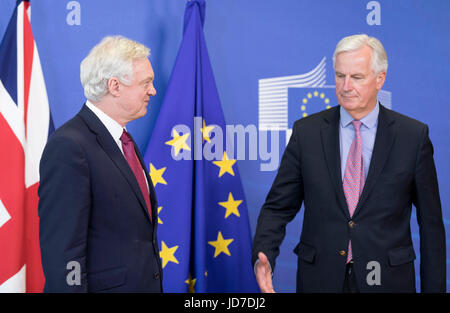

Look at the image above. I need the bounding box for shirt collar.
[340,102,379,129]
[85,100,125,143]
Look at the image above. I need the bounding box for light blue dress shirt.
[339,103,379,181]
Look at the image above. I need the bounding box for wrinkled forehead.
[132,58,154,80]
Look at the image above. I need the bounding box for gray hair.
[332,34,388,75]
[80,35,150,102]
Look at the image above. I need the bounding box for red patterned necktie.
[120,129,152,222]
[342,120,364,263]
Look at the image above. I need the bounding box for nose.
[343,76,353,92]
[148,84,157,97]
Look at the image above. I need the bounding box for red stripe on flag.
[24,183,44,292]
[0,115,26,285]
[22,1,34,135]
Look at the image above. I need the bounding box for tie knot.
[120,129,132,144]
[352,120,362,133]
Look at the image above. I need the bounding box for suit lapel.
[352,104,396,217]
[321,107,349,218]
[78,105,153,223]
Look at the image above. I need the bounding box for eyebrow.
[139,76,154,84]
[335,71,365,77]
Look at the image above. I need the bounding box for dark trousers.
[343,262,359,293]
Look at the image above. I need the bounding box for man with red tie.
[252,34,446,293]
[38,36,162,292]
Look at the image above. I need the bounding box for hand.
[255,252,276,293]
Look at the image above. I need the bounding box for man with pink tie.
[252,34,446,293]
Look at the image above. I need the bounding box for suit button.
[348,221,356,228]
[153,272,160,280]
[339,250,347,256]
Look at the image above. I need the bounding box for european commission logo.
[258,57,392,143]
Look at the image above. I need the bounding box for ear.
[107,77,121,97]
[376,71,386,90]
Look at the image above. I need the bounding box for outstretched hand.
[255,252,276,293]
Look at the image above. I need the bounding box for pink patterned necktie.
[342,120,364,263]
[120,130,152,222]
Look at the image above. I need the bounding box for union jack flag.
[0,0,52,292]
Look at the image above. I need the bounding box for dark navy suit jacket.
[252,104,446,292]
[38,104,162,292]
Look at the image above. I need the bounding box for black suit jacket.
[252,104,446,292]
[38,104,162,292]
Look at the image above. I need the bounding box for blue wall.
[1,0,449,292]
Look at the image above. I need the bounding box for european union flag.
[143,0,258,292]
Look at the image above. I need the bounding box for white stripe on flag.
[0,198,11,228]
[16,2,25,120]
[25,42,50,187]
[0,265,26,293]
[0,80,25,146]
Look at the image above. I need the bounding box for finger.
[266,278,275,293]
[260,270,275,293]
[258,274,275,293]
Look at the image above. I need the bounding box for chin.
[339,101,355,110]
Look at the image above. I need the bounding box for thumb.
[258,252,269,266]
[257,252,271,273]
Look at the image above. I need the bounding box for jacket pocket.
[388,245,416,266]
[293,242,316,263]
[88,266,127,292]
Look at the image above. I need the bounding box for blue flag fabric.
[143,0,258,292]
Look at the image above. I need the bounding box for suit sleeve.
[412,125,446,292]
[38,135,91,292]
[252,121,304,272]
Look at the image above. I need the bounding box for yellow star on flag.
[157,206,163,224]
[212,152,236,177]
[208,231,234,258]
[201,119,215,143]
[165,129,191,156]
[159,241,179,268]
[218,192,242,218]
[149,163,167,187]
[185,274,197,293]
